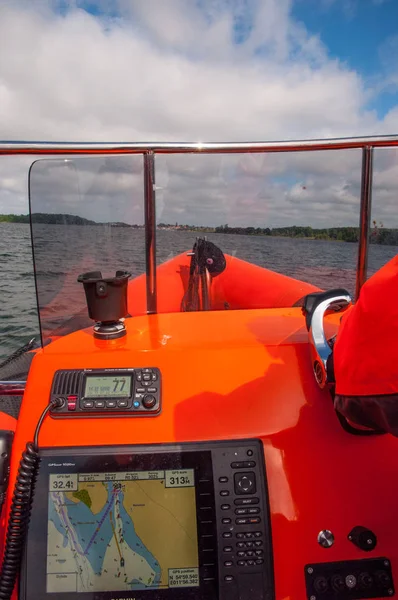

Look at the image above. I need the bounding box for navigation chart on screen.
[46,469,199,593]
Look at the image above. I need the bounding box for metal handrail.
[1,134,398,315]
[1,134,398,154]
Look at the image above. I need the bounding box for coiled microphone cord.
[0,398,62,600]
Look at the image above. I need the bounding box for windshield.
[29,150,398,347]
[29,156,145,344]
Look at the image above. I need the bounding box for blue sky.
[293,0,398,117]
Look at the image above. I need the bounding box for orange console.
[2,308,398,600]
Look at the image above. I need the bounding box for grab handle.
[305,289,351,388]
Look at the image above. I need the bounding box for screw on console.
[307,567,313,574]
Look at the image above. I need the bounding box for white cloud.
[0,0,397,230]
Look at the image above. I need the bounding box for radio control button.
[223,546,233,553]
[254,540,263,547]
[82,400,94,409]
[117,399,128,408]
[224,561,233,567]
[236,518,249,525]
[256,559,264,565]
[242,461,256,468]
[248,508,260,515]
[247,560,255,566]
[147,387,157,393]
[246,551,254,557]
[221,504,231,510]
[133,401,140,408]
[236,533,245,539]
[234,472,256,495]
[254,531,262,537]
[231,461,245,468]
[136,373,142,381]
[234,497,259,506]
[245,541,254,548]
[151,373,158,381]
[237,551,246,557]
[222,518,231,524]
[237,560,246,566]
[235,508,249,515]
[249,517,261,524]
[143,373,151,381]
[222,532,232,538]
[136,388,145,393]
[142,381,151,387]
[142,395,156,409]
[142,368,152,373]
[224,575,234,582]
[220,490,229,497]
[255,550,263,556]
[219,476,228,483]
[245,533,254,539]
[237,542,245,548]
[106,400,117,408]
[95,400,105,408]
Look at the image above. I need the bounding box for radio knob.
[142,395,156,409]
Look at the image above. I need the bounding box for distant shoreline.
[0,214,396,245]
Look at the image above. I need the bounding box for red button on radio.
[67,395,77,411]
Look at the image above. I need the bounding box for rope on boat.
[0,339,38,420]
[0,339,36,372]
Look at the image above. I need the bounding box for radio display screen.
[47,468,199,594]
[84,375,132,398]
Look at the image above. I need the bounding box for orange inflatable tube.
[127,252,320,314]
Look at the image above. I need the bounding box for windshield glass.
[29,156,145,345]
[29,149,397,346]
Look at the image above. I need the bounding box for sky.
[1,0,398,228]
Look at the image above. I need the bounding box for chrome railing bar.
[356,147,373,299]
[143,152,157,314]
[1,134,398,155]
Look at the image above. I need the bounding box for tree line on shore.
[0,213,134,227]
[1,214,397,245]
[160,221,398,245]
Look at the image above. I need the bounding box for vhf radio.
[50,367,162,417]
